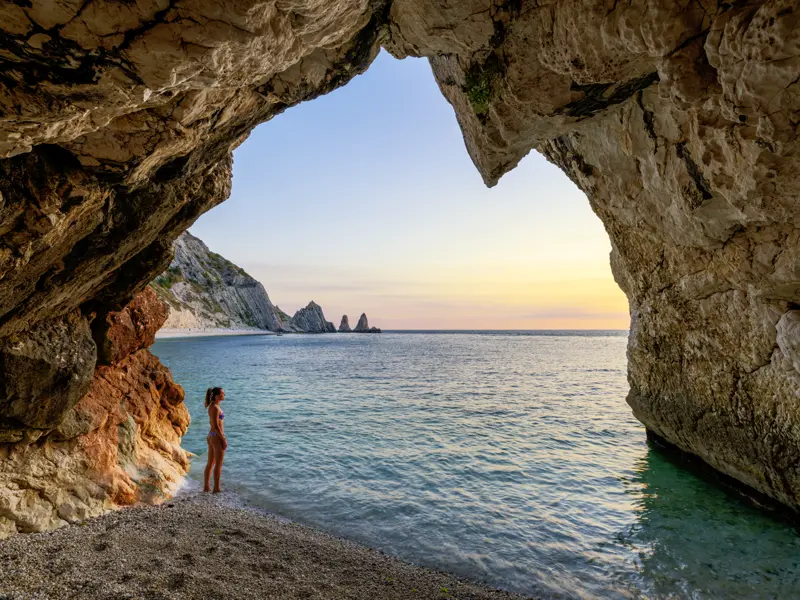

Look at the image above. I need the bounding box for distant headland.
[151,232,381,335]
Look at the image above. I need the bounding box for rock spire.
[354,313,369,332]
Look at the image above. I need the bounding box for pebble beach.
[0,492,530,600]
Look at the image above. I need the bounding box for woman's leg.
[213,442,225,493]
[203,436,217,492]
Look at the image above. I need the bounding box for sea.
[152,331,800,599]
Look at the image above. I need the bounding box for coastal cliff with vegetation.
[0,0,799,533]
[151,232,286,331]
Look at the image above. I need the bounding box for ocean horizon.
[378,329,628,335]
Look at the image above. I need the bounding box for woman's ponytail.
[205,387,222,408]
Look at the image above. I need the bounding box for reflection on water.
[618,447,800,599]
[153,332,800,599]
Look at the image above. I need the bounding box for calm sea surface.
[152,332,800,599]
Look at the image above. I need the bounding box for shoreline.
[156,328,277,339]
[0,491,531,600]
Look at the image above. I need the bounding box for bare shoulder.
[209,404,220,417]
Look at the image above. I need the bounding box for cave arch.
[1,1,800,531]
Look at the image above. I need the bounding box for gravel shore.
[0,492,532,600]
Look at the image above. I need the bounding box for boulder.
[93,287,169,365]
[0,349,190,536]
[0,312,96,437]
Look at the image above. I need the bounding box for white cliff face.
[152,232,286,331]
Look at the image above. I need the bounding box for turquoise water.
[152,332,800,599]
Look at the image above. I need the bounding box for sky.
[190,51,629,330]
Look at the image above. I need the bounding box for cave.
[1,0,800,534]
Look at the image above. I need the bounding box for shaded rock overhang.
[1,1,800,511]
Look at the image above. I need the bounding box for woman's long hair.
[205,387,222,408]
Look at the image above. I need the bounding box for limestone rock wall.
[0,292,189,537]
[154,232,286,331]
[1,1,800,512]
[384,0,800,509]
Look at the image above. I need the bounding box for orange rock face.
[76,349,190,506]
[94,287,169,365]
[0,292,191,537]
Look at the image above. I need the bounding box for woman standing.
[203,387,227,493]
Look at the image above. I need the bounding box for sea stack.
[354,313,382,333]
[354,313,369,332]
[288,301,337,333]
[339,315,352,333]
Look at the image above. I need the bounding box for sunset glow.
[191,52,630,331]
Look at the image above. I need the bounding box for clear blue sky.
[191,51,628,330]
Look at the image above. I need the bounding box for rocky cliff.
[339,315,352,333]
[152,232,285,331]
[1,1,800,515]
[0,290,189,536]
[288,302,337,334]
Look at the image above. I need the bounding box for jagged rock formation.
[152,232,285,331]
[339,315,352,333]
[289,302,336,334]
[353,313,381,333]
[354,313,370,332]
[0,290,189,537]
[94,285,168,365]
[1,2,800,513]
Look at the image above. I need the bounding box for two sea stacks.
[339,313,381,334]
